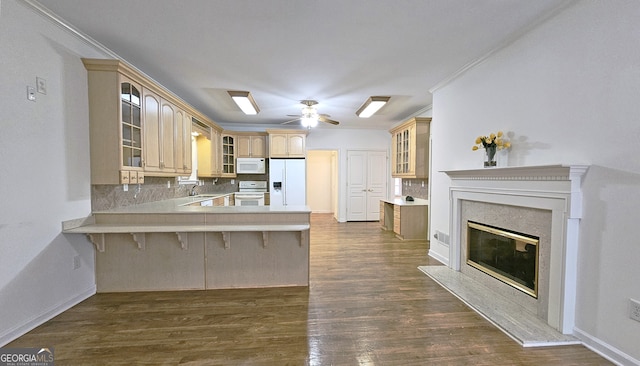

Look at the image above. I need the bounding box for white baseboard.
[0,285,96,347]
[574,327,640,366]
[428,249,449,266]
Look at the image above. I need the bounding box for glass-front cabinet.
[221,134,235,177]
[389,117,431,179]
[121,81,143,171]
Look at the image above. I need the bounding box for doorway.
[306,150,338,219]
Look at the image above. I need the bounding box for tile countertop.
[381,197,429,206]
[91,194,311,215]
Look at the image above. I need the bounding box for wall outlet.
[630,298,640,322]
[27,86,36,101]
[73,255,81,270]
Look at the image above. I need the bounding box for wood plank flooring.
[7,214,611,365]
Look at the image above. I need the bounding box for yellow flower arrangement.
[472,131,511,151]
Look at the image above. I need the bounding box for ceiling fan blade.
[318,115,340,125]
[281,117,301,125]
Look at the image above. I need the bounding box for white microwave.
[236,158,266,174]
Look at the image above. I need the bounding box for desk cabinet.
[380,198,428,240]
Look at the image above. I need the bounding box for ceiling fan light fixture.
[301,116,318,128]
[228,91,260,115]
[356,96,390,118]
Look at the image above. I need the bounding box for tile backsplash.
[91,176,239,211]
[401,178,428,200]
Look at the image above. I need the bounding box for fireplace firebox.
[467,221,539,298]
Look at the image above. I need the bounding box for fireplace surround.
[443,165,588,334]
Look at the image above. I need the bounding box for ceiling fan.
[282,100,340,128]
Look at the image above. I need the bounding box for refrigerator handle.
[282,168,286,205]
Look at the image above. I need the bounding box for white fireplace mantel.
[442,164,588,334]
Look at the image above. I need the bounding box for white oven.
[235,181,267,206]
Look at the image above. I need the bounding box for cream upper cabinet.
[211,128,222,176]
[83,59,144,185]
[142,88,161,173]
[267,130,307,158]
[160,99,176,172]
[221,134,236,177]
[84,58,202,183]
[174,109,192,175]
[236,133,267,158]
[389,117,431,179]
[197,124,222,178]
[143,89,180,175]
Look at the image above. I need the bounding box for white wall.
[429,1,640,363]
[306,129,390,222]
[0,0,108,345]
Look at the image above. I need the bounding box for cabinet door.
[160,100,176,172]
[212,129,221,176]
[174,109,192,174]
[236,135,251,158]
[250,135,266,157]
[175,109,186,173]
[196,135,213,177]
[183,112,192,173]
[120,79,143,170]
[269,134,288,157]
[221,135,235,176]
[287,134,305,157]
[143,88,161,172]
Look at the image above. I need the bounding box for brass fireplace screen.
[467,221,539,298]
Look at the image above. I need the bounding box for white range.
[235,181,267,206]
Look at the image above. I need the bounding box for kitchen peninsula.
[63,195,310,292]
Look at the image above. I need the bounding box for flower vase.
[484,146,497,168]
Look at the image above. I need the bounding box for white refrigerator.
[269,159,306,207]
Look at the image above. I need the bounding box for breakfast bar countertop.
[91,194,311,214]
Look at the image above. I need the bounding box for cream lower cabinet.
[380,199,428,240]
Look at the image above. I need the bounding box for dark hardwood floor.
[7,214,610,365]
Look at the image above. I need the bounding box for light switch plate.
[36,77,47,94]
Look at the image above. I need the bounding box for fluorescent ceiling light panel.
[228,91,260,115]
[356,96,390,118]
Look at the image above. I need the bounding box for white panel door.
[347,151,367,221]
[366,151,387,220]
[347,150,387,221]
